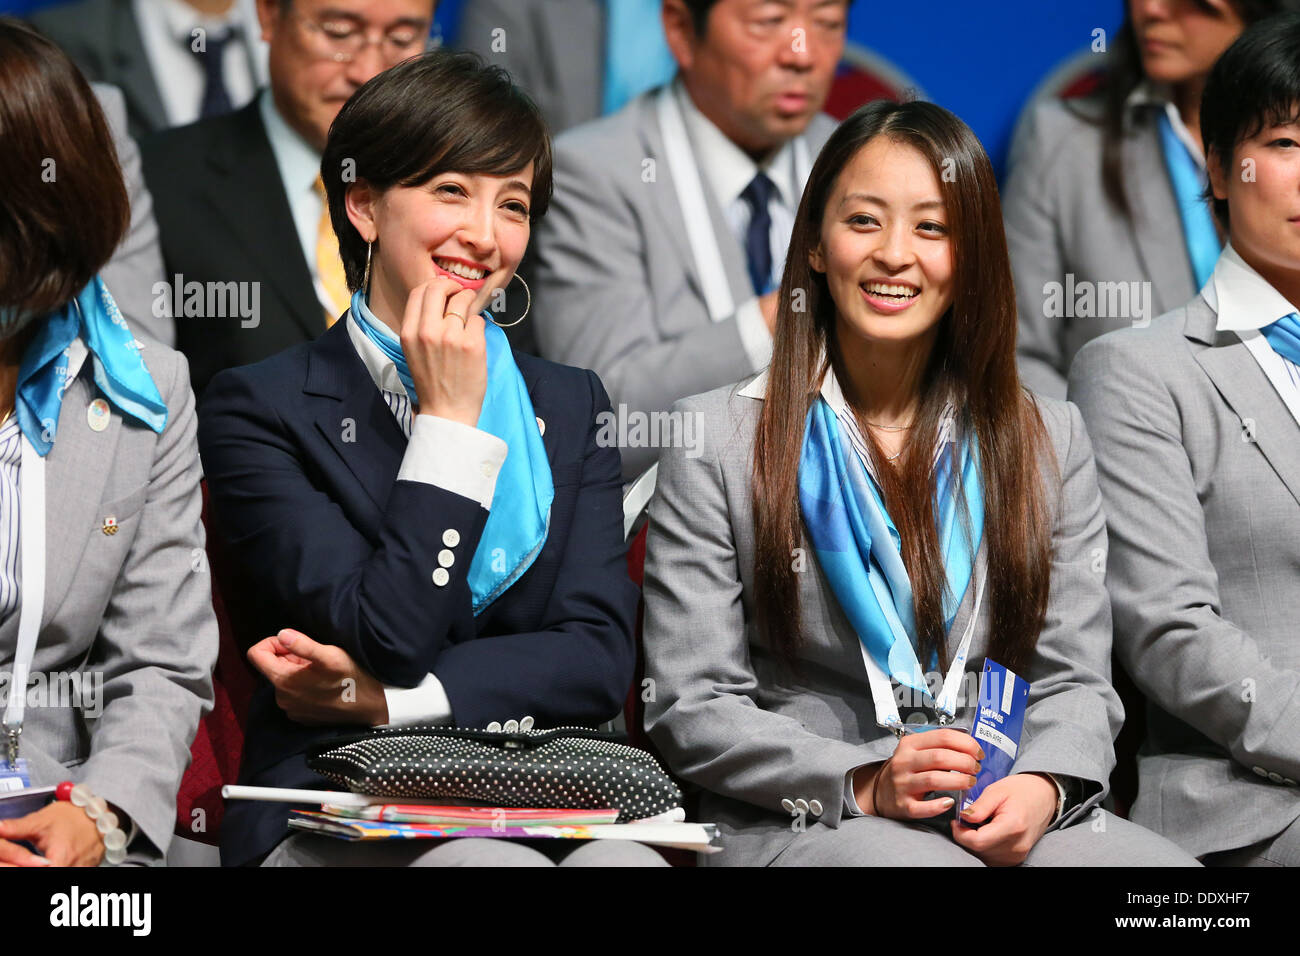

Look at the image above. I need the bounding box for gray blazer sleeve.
[1004,103,1071,400]
[533,136,763,446]
[1012,396,1122,827]
[1069,333,1300,782]
[641,395,879,825]
[94,83,173,347]
[78,349,217,857]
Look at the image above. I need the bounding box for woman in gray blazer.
[0,20,216,866]
[642,99,1198,867]
[1004,0,1295,400]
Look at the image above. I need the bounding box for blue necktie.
[1156,111,1221,289]
[741,172,776,296]
[602,0,677,115]
[191,28,234,118]
[1261,312,1300,368]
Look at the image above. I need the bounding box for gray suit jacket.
[533,89,838,478]
[457,0,604,136]
[1004,98,1196,400]
[1069,296,1300,859]
[31,0,168,139]
[0,343,216,862]
[642,373,1121,866]
[94,82,174,348]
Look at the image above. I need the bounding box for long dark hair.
[1091,0,1295,215]
[751,100,1054,676]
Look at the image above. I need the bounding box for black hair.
[1200,10,1300,226]
[320,50,552,291]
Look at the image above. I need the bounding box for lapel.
[512,358,562,471]
[204,102,322,341]
[638,93,756,317]
[39,367,127,632]
[1121,110,1198,316]
[107,0,169,133]
[1187,296,1300,510]
[305,321,407,513]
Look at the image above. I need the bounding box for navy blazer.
[197,318,639,865]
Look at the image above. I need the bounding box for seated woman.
[0,19,216,866]
[1004,0,1286,398]
[198,50,660,867]
[1071,12,1300,865]
[641,99,1200,866]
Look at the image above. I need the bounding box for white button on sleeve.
[437,549,455,568]
[432,567,450,587]
[398,414,507,510]
[442,528,461,548]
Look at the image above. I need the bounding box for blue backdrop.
[2,0,1126,174]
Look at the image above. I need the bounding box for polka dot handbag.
[307,725,682,823]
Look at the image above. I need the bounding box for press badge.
[959,659,1029,815]
[0,757,33,793]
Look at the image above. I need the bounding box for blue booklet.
[959,659,1029,814]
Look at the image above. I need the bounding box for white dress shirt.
[674,79,799,372]
[133,0,264,128]
[343,312,508,726]
[1203,243,1300,430]
[258,89,339,319]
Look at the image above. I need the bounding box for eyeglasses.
[289,9,435,65]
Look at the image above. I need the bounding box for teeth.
[863,282,919,298]
[436,258,487,280]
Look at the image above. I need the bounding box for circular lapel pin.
[87,398,110,432]
[536,416,545,436]
[102,515,118,536]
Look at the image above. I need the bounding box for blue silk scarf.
[1157,110,1222,289]
[9,276,166,456]
[350,291,554,614]
[1262,312,1300,367]
[798,395,984,703]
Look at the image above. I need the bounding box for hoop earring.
[490,272,530,329]
[362,240,373,299]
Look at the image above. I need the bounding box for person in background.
[458,0,677,136]
[199,51,656,867]
[532,0,849,480]
[141,0,435,399]
[1004,0,1298,399]
[0,19,215,866]
[642,99,1198,867]
[1070,12,1300,865]
[30,0,267,139]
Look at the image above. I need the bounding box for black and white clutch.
[306,725,682,823]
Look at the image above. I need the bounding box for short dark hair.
[0,17,129,321]
[1201,11,1300,227]
[321,50,552,292]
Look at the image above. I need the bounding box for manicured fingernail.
[940,797,954,809]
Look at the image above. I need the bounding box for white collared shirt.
[1202,243,1300,430]
[344,310,510,726]
[674,79,800,371]
[133,0,264,128]
[258,89,338,319]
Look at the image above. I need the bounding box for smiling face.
[809,136,954,357]
[666,0,846,157]
[1210,113,1300,300]
[345,164,535,329]
[1129,0,1246,86]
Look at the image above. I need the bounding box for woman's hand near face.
[853,729,983,819]
[950,772,1058,866]
[401,276,487,427]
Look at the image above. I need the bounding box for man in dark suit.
[141,0,435,397]
[30,0,265,140]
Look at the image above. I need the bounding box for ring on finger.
[446,311,467,327]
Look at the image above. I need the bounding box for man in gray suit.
[94,82,175,347]
[1069,15,1300,864]
[532,0,849,479]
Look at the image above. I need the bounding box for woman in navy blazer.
[198,52,655,867]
